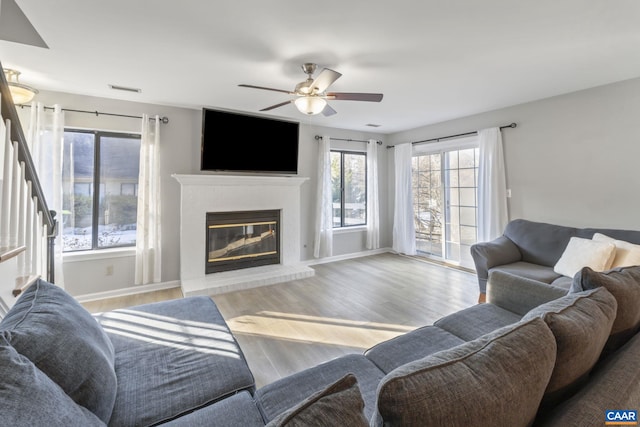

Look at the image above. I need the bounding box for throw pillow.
[0,279,117,423]
[592,233,640,268]
[553,236,616,277]
[373,317,557,427]
[522,287,617,408]
[0,334,106,427]
[266,373,368,427]
[570,265,640,355]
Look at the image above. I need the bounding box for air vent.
[109,84,141,93]
[365,123,381,128]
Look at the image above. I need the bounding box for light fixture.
[294,96,327,115]
[3,68,38,104]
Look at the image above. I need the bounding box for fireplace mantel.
[172,173,314,296]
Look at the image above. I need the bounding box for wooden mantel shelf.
[0,245,26,263]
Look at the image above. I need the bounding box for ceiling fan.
[239,63,383,116]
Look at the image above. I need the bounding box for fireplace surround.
[173,174,314,296]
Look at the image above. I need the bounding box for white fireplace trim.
[172,174,314,296]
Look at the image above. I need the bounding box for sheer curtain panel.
[477,127,508,242]
[135,114,162,285]
[366,139,380,250]
[27,102,65,285]
[392,143,416,255]
[313,135,333,258]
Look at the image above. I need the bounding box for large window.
[62,130,141,252]
[330,150,367,228]
[412,141,479,268]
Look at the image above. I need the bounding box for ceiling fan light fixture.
[3,69,38,104]
[294,96,326,115]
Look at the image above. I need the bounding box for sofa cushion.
[365,325,465,373]
[255,354,385,423]
[0,279,116,423]
[553,237,615,278]
[265,374,368,427]
[536,332,640,427]
[434,303,522,341]
[0,334,106,427]
[593,233,640,268]
[158,391,265,427]
[373,317,556,427]
[570,265,640,354]
[95,296,256,427]
[503,219,578,266]
[490,261,562,284]
[522,287,617,408]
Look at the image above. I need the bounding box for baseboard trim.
[303,247,393,266]
[74,280,182,303]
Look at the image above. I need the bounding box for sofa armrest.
[470,236,522,293]
[487,270,569,316]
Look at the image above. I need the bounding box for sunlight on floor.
[226,310,415,349]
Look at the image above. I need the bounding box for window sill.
[63,247,136,263]
[333,225,367,235]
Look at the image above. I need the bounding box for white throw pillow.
[553,237,616,277]
[592,233,640,268]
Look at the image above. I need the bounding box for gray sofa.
[470,218,640,296]
[2,264,640,426]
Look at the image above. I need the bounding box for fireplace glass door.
[206,210,280,274]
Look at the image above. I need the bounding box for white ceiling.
[1,0,640,134]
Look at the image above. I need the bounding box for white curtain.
[477,127,508,242]
[313,135,333,258]
[135,114,162,284]
[366,139,380,250]
[27,102,65,285]
[392,143,416,255]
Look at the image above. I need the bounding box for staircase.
[0,61,56,315]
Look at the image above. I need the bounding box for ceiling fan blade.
[327,92,384,102]
[311,68,342,93]
[239,84,294,95]
[259,100,293,111]
[322,104,337,117]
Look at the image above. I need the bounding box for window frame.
[63,128,141,252]
[330,149,368,229]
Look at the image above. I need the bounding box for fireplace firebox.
[206,210,280,274]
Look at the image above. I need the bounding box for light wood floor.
[83,252,478,388]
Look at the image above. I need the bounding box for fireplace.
[206,210,280,274]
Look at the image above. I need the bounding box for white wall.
[14,92,388,296]
[389,77,640,231]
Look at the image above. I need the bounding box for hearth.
[206,210,280,274]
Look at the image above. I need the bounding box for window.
[412,140,479,268]
[62,130,141,252]
[330,150,367,228]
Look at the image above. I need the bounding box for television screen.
[201,108,299,174]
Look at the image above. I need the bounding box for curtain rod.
[386,122,516,149]
[314,135,383,145]
[18,104,169,124]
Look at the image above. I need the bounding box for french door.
[412,142,479,269]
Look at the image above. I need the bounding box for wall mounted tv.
[201,108,300,174]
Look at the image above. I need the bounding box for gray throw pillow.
[266,373,368,427]
[374,317,557,427]
[0,279,117,423]
[0,334,106,427]
[570,265,640,354]
[522,286,617,408]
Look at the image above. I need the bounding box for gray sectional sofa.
[470,218,640,297]
[2,264,640,426]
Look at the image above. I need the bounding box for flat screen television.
[201,108,300,174]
